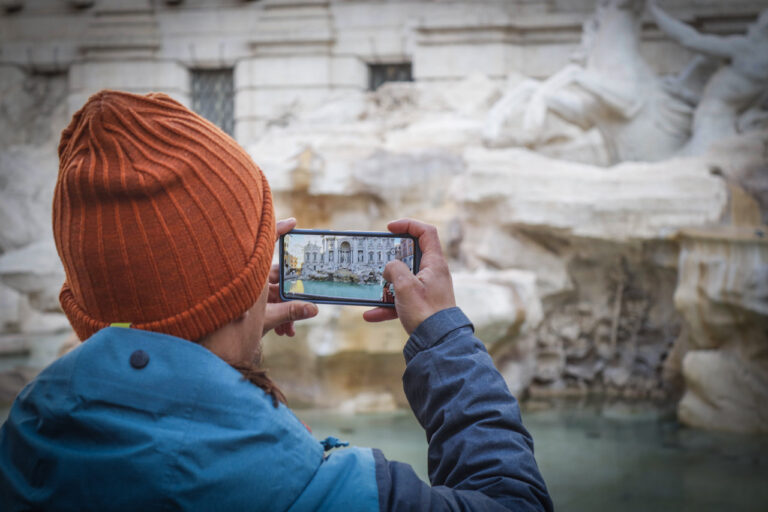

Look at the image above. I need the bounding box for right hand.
[363,219,456,335]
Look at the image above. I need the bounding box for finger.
[268,283,281,302]
[273,322,294,336]
[363,307,398,323]
[269,263,279,284]
[383,260,415,286]
[276,217,297,237]
[387,218,443,256]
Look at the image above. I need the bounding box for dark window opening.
[191,69,234,136]
[368,63,413,91]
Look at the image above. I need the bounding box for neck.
[588,8,644,76]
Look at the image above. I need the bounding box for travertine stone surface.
[674,228,768,433]
[0,68,68,331]
[679,351,768,434]
[457,147,729,240]
[0,240,65,313]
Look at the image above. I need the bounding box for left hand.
[262,218,319,336]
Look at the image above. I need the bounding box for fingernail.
[304,305,316,317]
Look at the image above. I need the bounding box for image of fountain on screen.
[282,234,415,303]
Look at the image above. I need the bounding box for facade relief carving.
[650,2,768,155]
[485,0,768,164]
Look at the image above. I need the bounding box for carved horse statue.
[485,0,694,164]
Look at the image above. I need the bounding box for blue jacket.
[0,308,552,511]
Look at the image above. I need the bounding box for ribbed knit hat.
[53,90,275,341]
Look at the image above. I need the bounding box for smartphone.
[279,229,421,307]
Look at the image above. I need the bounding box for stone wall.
[3,0,765,121]
[0,65,72,393]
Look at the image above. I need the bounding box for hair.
[233,363,287,408]
[230,343,287,408]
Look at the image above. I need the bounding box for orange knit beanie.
[53,90,275,342]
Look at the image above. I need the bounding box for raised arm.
[649,2,743,59]
[365,219,552,511]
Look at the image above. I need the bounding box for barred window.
[190,69,234,136]
[368,63,413,91]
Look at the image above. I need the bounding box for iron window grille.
[368,63,413,91]
[190,68,234,136]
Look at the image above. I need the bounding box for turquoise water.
[285,279,384,301]
[2,400,767,510]
[296,401,768,511]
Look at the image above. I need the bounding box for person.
[0,91,552,511]
[381,281,394,304]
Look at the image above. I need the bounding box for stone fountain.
[254,1,768,432]
[0,0,766,433]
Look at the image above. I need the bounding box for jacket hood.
[0,327,325,511]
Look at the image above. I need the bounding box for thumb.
[266,300,318,329]
[383,260,414,287]
[276,217,297,237]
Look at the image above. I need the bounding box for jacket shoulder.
[0,327,329,511]
[288,446,379,512]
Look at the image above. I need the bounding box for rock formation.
[251,11,767,429]
[0,67,72,398]
[250,71,766,431]
[674,227,768,433]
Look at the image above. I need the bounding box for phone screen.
[280,230,419,307]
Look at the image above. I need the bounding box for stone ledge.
[675,226,768,243]
[0,336,30,357]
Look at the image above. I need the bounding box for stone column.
[412,3,584,83]
[235,0,366,142]
[68,0,189,115]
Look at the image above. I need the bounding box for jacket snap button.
[129,350,150,369]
